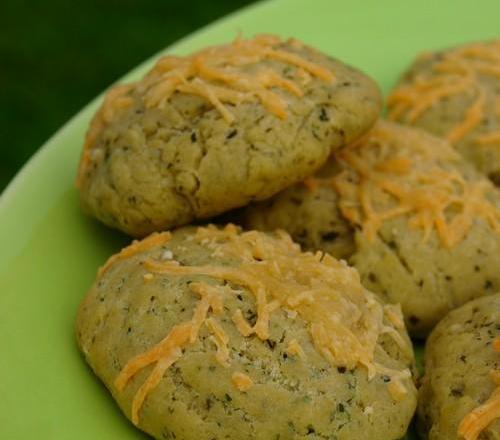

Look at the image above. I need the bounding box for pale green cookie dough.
[241,177,355,260]
[77,35,381,237]
[418,293,500,440]
[76,225,416,440]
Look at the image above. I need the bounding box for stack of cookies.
[75,35,500,440]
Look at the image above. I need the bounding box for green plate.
[1,0,499,438]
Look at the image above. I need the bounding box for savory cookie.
[76,35,381,237]
[76,224,417,440]
[242,121,500,336]
[240,166,355,260]
[418,293,500,440]
[387,40,500,185]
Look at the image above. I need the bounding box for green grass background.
[0,0,256,192]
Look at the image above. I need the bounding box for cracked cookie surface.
[76,35,381,236]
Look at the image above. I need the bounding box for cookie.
[242,121,500,336]
[387,40,500,185]
[76,224,416,440]
[76,35,381,237]
[241,170,355,260]
[418,293,500,440]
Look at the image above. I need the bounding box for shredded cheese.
[98,231,171,277]
[387,379,409,401]
[231,309,253,336]
[113,280,227,425]
[232,372,254,391]
[115,324,190,425]
[143,273,154,283]
[140,33,334,121]
[476,131,500,145]
[331,122,500,247]
[303,176,319,192]
[388,40,500,147]
[113,224,412,424]
[206,317,231,368]
[286,339,306,360]
[383,304,405,330]
[458,337,500,440]
[77,35,335,186]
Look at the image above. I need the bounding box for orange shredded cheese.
[303,176,319,192]
[206,317,231,367]
[115,324,190,425]
[114,224,412,424]
[476,131,500,145]
[375,157,412,174]
[231,309,253,336]
[98,231,171,277]
[286,339,306,360]
[113,279,228,425]
[383,304,405,330]
[143,273,154,283]
[232,372,254,391]
[387,379,409,401]
[490,369,500,385]
[458,337,500,440]
[189,282,224,343]
[388,40,500,146]
[139,34,333,122]
[77,34,335,186]
[375,359,412,401]
[331,122,500,247]
[447,87,486,144]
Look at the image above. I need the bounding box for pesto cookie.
[387,40,500,185]
[418,293,500,440]
[76,35,381,237]
[76,224,417,440]
[241,169,355,260]
[242,121,500,336]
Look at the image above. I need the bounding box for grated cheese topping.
[331,122,500,247]
[113,224,412,424]
[98,231,171,277]
[232,372,254,391]
[458,337,500,440]
[138,34,334,123]
[76,34,334,186]
[143,273,154,283]
[388,40,500,147]
[286,339,306,360]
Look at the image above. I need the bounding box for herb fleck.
[226,129,238,139]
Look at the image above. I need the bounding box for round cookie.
[76,225,417,440]
[418,293,500,440]
[76,35,382,237]
[387,40,500,185]
[242,121,500,336]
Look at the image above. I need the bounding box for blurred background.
[1,0,257,192]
